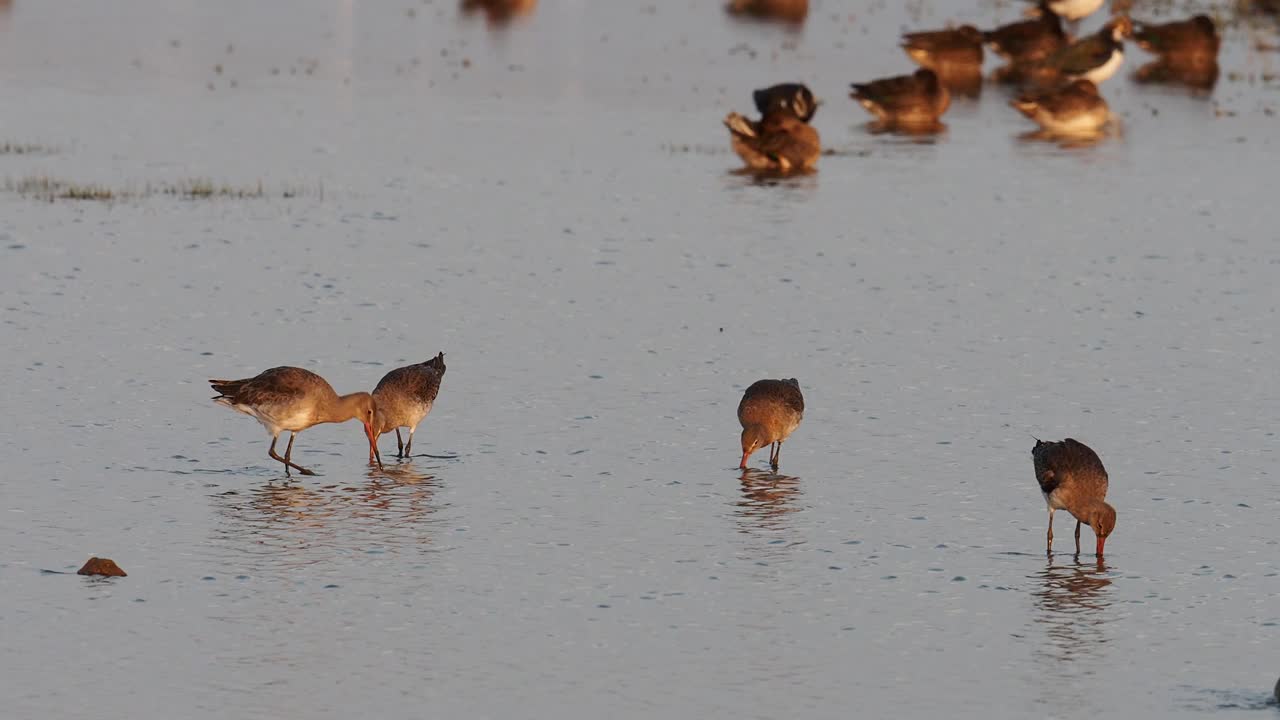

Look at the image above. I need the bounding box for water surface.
[2,1,1279,718]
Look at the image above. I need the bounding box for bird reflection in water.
[734,468,805,560]
[729,167,821,190]
[865,121,948,143]
[210,464,444,572]
[356,461,441,517]
[724,0,808,26]
[1014,111,1121,149]
[1132,59,1219,92]
[460,0,536,28]
[1030,556,1114,668]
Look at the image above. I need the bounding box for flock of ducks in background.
[724,0,1227,171]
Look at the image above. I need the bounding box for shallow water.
[2,1,1280,718]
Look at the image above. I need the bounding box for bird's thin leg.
[281,432,316,476]
[404,427,415,457]
[268,435,290,476]
[395,429,405,458]
[770,442,781,470]
[1046,508,1055,555]
[1074,520,1082,555]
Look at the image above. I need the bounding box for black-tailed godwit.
[1032,438,1116,556]
[738,379,805,471]
[210,366,382,476]
[371,352,447,460]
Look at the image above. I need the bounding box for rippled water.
[2,1,1280,718]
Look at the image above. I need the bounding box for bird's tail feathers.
[724,112,757,138]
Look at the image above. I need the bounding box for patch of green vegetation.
[61,184,115,201]
[4,176,111,201]
[0,142,57,156]
[4,175,320,202]
[151,178,266,199]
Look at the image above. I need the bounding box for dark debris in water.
[78,557,127,577]
[821,148,873,158]
[660,142,727,156]
[0,142,58,156]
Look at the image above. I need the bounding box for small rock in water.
[77,557,127,577]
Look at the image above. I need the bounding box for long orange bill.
[1096,537,1106,557]
[365,423,383,469]
[739,450,751,470]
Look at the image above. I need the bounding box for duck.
[1037,16,1133,85]
[1011,79,1111,135]
[738,379,804,471]
[724,86,820,173]
[1031,438,1117,556]
[850,68,951,130]
[901,25,984,71]
[725,0,807,23]
[984,10,1068,66]
[371,352,447,460]
[900,25,985,96]
[1132,14,1219,63]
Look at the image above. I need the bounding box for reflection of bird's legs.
[1046,508,1055,555]
[1074,520,1082,555]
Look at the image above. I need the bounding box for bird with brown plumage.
[1032,438,1116,556]
[738,379,804,471]
[371,352,447,460]
[211,366,382,476]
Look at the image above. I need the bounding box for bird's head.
[1090,502,1117,555]
[740,425,768,469]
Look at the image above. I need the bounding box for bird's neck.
[1078,497,1114,518]
[317,392,371,424]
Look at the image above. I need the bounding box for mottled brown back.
[210,366,335,408]
[1032,438,1108,497]
[1014,79,1103,115]
[1133,14,1218,56]
[373,353,446,405]
[984,13,1066,61]
[901,26,984,64]
[850,69,946,113]
[738,379,805,426]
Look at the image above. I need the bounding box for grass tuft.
[0,142,58,156]
[4,175,320,202]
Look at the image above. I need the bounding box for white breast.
[1080,49,1123,84]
